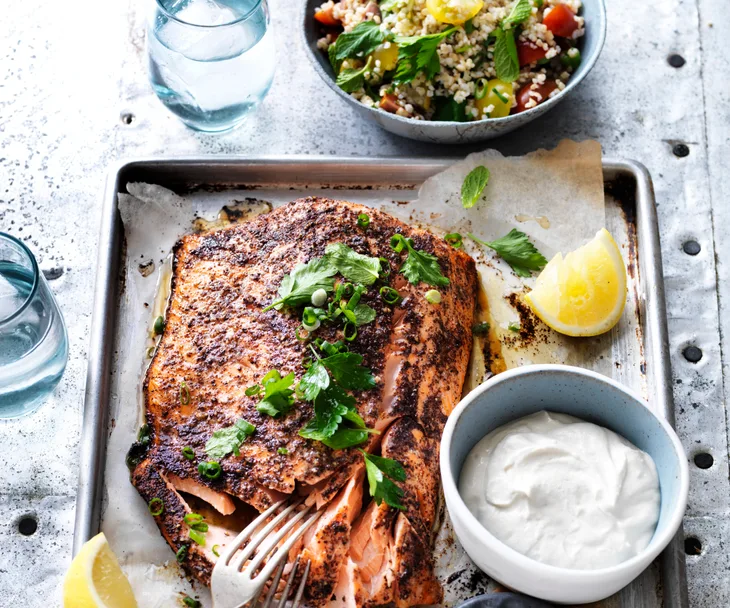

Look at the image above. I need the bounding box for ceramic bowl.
[440,365,689,604]
[301,0,606,143]
[457,592,554,607]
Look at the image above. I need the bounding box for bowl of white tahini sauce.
[439,365,689,605]
[459,411,660,570]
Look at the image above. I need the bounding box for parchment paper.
[102,140,608,607]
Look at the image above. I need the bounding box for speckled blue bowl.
[440,365,689,604]
[301,0,606,143]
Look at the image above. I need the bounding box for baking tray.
[74,156,687,608]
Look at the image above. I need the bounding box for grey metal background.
[0,1,727,606]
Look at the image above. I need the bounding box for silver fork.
[211,498,321,608]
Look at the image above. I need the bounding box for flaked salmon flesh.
[129,198,478,604]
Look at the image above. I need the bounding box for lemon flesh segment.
[526,228,627,337]
[64,532,138,608]
[426,0,484,24]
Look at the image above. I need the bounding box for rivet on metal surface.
[668,54,686,68]
[121,112,135,125]
[694,453,714,469]
[673,143,690,158]
[18,516,38,536]
[683,240,701,256]
[683,345,703,363]
[684,537,702,555]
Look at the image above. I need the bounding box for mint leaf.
[493,28,519,82]
[502,0,532,27]
[433,97,468,122]
[469,230,547,277]
[264,257,337,311]
[322,352,376,390]
[325,243,381,286]
[298,361,330,402]
[336,57,373,93]
[393,27,457,85]
[461,166,490,209]
[360,450,406,510]
[329,21,387,70]
[256,370,296,417]
[352,303,376,326]
[205,419,256,460]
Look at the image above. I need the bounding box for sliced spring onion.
[148,497,164,516]
[508,321,520,332]
[475,78,489,100]
[191,522,209,533]
[454,44,472,53]
[390,234,407,253]
[189,529,206,546]
[183,597,201,608]
[343,322,358,342]
[425,290,442,304]
[311,288,328,307]
[302,319,321,332]
[245,384,261,396]
[342,283,354,298]
[176,544,189,563]
[378,257,391,278]
[492,87,509,104]
[341,308,357,324]
[212,544,221,557]
[182,446,195,461]
[278,447,289,455]
[379,286,402,305]
[153,316,165,335]
[295,327,309,341]
[357,213,371,229]
[302,307,320,331]
[146,346,156,358]
[472,321,490,334]
[183,513,203,526]
[444,233,463,248]
[179,381,190,405]
[198,461,222,480]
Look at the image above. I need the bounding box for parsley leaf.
[298,360,330,402]
[392,234,450,287]
[433,96,468,122]
[469,230,547,277]
[360,450,406,510]
[325,243,382,286]
[321,352,376,391]
[336,57,373,93]
[461,166,491,208]
[256,370,296,417]
[393,27,457,85]
[299,385,371,449]
[329,21,387,71]
[205,419,256,460]
[263,257,337,311]
[493,28,520,82]
[502,0,532,28]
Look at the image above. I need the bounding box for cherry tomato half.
[542,4,579,38]
[426,0,484,25]
[475,79,514,118]
[517,41,547,66]
[514,80,558,113]
[314,6,340,27]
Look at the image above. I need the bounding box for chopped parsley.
[461,166,490,209]
[204,419,256,460]
[252,370,296,417]
[391,234,450,287]
[469,230,547,278]
[360,450,406,510]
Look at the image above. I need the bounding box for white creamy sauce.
[458,411,661,570]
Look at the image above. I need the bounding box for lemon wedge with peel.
[63,533,137,608]
[525,228,627,337]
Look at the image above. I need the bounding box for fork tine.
[231,500,305,572]
[274,555,301,608]
[247,585,265,608]
[220,499,287,565]
[260,558,287,608]
[290,560,311,608]
[242,509,321,581]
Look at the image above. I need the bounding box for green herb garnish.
[493,28,519,82]
[153,316,165,335]
[493,87,509,103]
[278,447,289,455]
[357,213,371,229]
[183,597,201,608]
[189,529,206,546]
[360,450,406,510]
[454,44,472,53]
[325,243,382,286]
[179,381,191,406]
[461,166,490,209]
[182,446,195,461]
[390,234,450,287]
[254,370,296,417]
[379,0,401,13]
[425,289,441,304]
[198,461,222,480]
[299,384,372,449]
[263,257,337,311]
[176,544,189,563]
[212,544,221,557]
[433,96,468,122]
[502,0,533,28]
[473,322,491,334]
[245,384,261,396]
[148,497,164,516]
[379,286,401,305]
[204,419,256,460]
[329,21,388,71]
[508,321,521,332]
[336,56,373,93]
[320,351,376,391]
[469,230,547,277]
[393,27,457,84]
[464,18,475,34]
[445,233,463,248]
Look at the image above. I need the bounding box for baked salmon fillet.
[128,197,478,606]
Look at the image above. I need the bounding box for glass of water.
[0,233,68,418]
[147,0,276,132]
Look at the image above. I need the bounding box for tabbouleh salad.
[314,0,586,121]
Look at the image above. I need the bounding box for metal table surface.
[0,1,727,606]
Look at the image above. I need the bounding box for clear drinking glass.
[147,0,276,132]
[0,233,68,418]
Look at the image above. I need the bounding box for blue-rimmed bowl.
[440,365,689,604]
[301,0,606,143]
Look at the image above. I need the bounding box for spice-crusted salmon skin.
[128,197,478,604]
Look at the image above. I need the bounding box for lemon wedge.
[63,533,137,608]
[525,228,627,337]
